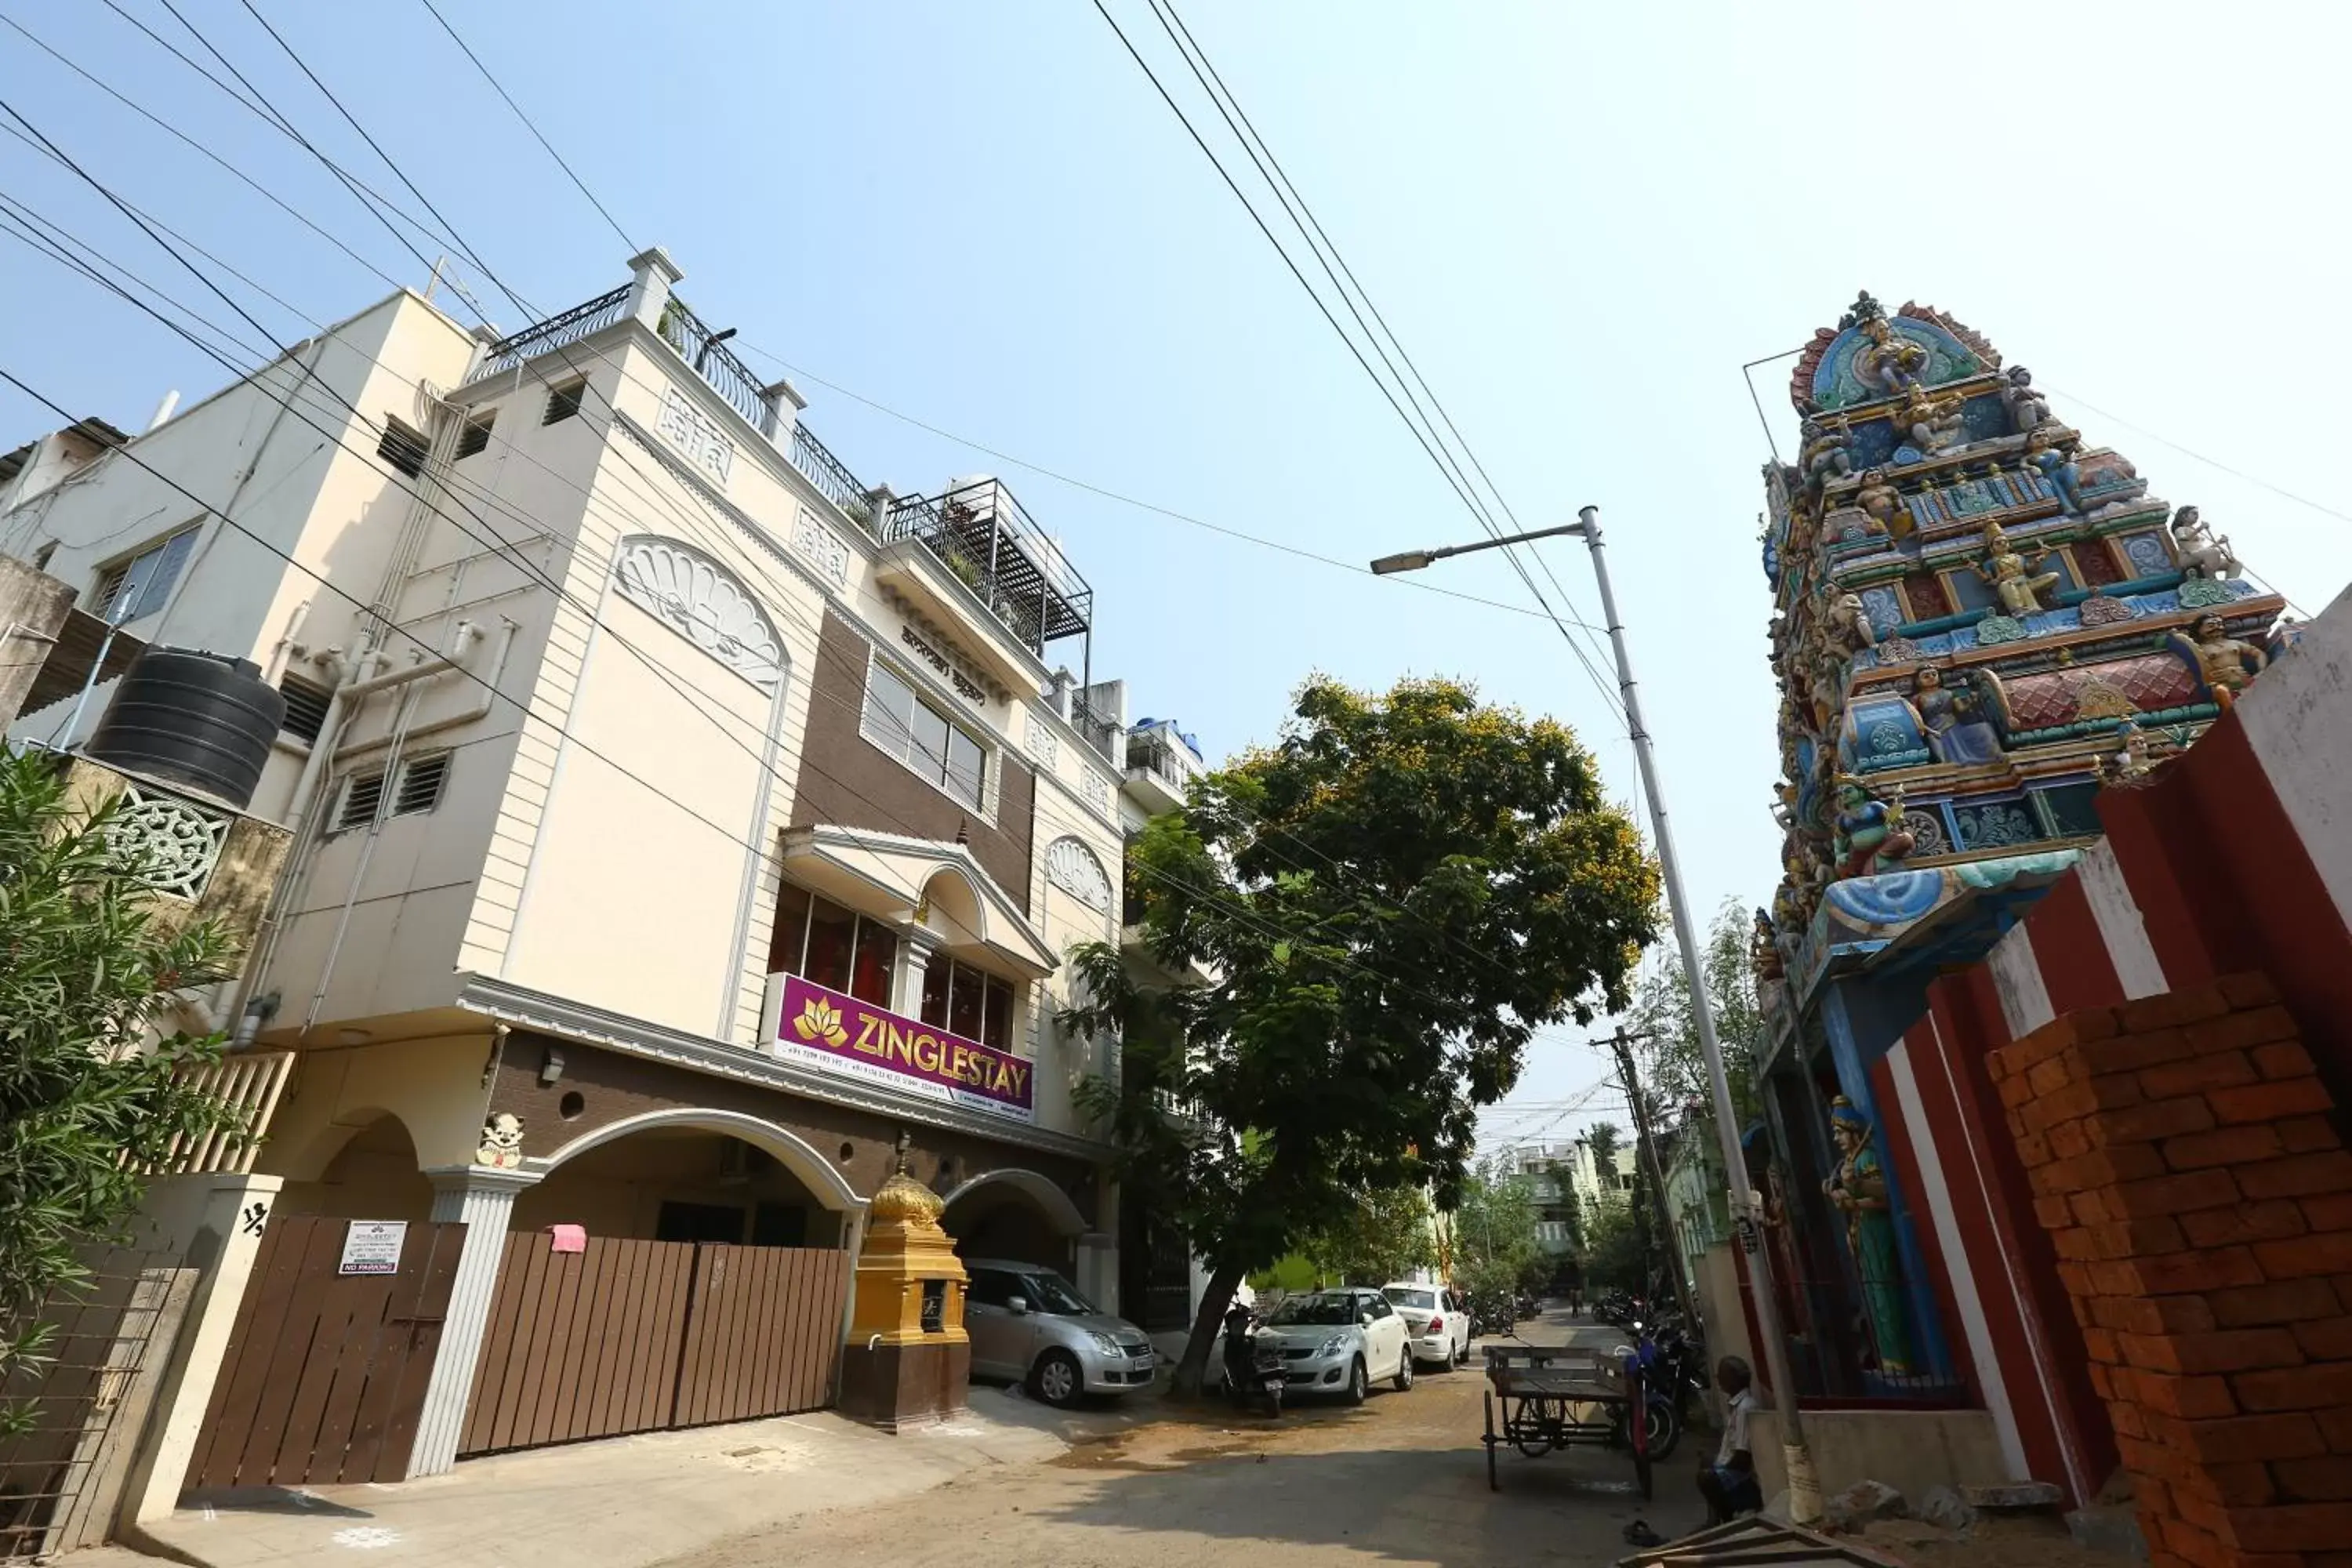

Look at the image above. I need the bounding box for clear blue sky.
[7,2,2349,1147]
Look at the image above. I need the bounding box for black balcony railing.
[1125,734,1191,793]
[656,295,770,429]
[789,422,869,524]
[881,479,1093,655]
[468,285,630,381]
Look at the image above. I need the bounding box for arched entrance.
[941,1169,1087,1272]
[456,1109,863,1457]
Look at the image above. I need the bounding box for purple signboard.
[774,974,1034,1121]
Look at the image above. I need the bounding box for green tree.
[1630,898,1766,1153]
[1585,1120,1625,1204]
[1065,677,1658,1392]
[1,750,235,1433]
[1583,1196,1648,1292]
[1297,1184,1436,1287]
[1452,1156,1540,1302]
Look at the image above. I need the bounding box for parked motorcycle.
[1222,1309,1287,1417]
[1610,1321,1684,1461]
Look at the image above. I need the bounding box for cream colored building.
[5,249,1148,1480]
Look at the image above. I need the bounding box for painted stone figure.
[1825,1097,1913,1377]
[1896,385,1966,456]
[2189,613,2267,708]
[1857,468,1906,536]
[1974,521,2063,616]
[2169,506,2240,580]
[2024,430,2085,516]
[1911,665,2003,765]
[1831,775,1915,878]
[1800,418,1854,491]
[1857,313,1927,395]
[2003,365,2053,431]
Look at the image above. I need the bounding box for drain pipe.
[330,616,512,767]
[299,618,491,1036]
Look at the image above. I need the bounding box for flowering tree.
[1066,676,1658,1393]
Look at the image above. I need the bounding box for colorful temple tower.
[1749,292,2291,1399]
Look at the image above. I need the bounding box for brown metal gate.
[459,1237,848,1457]
[186,1216,465,1490]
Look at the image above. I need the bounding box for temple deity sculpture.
[2169,506,2241,580]
[1974,521,2063,616]
[1857,312,1927,395]
[1831,774,1915,878]
[1825,1098,1915,1377]
[1857,468,1906,535]
[2190,612,2267,708]
[2002,365,2053,431]
[2100,719,2160,786]
[1822,588,1878,652]
[2024,429,2086,516]
[1911,665,2004,765]
[1751,907,1784,982]
[1800,417,1854,492]
[1895,384,1967,456]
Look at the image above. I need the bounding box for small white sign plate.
[337,1219,407,1276]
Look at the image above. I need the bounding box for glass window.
[920,956,949,1027]
[947,960,984,1042]
[863,662,916,760]
[804,898,855,993]
[946,728,985,811]
[862,658,987,811]
[770,884,813,975]
[849,917,896,1007]
[1385,1288,1436,1312]
[982,975,1014,1053]
[1365,1295,1394,1319]
[966,1268,1013,1308]
[93,528,198,622]
[910,702,951,784]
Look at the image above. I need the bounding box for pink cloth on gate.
[547,1224,586,1254]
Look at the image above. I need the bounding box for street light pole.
[1371,506,1820,1522]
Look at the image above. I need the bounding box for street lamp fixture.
[1371,505,1822,1522]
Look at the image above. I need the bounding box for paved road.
[655,1310,1690,1568]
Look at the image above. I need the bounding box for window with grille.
[455,413,495,459]
[278,675,332,744]
[377,415,428,478]
[543,379,586,425]
[91,527,198,622]
[394,753,450,815]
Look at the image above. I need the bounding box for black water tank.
[85,647,285,811]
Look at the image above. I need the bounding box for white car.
[1384,1282,1472,1368]
[1253,1287,1415,1403]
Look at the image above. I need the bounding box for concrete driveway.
[655,1310,1674,1568]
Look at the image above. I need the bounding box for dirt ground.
[651,1317,2142,1568]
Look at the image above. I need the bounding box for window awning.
[781,824,1058,978]
[19,608,147,717]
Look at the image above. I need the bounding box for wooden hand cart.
[1480,1344,1652,1500]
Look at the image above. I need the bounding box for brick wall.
[1990,972,2352,1568]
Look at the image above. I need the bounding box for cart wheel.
[1514,1397,1562,1458]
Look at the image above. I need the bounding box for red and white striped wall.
[1870,586,2352,1507]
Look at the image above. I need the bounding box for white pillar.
[407,1165,540,1478]
[897,933,938,1020]
[623,245,683,334]
[760,376,805,446]
[114,1173,281,1530]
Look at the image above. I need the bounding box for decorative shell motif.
[616,538,783,691]
[1044,837,1112,913]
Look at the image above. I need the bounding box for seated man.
[1697,1356,1764,1524]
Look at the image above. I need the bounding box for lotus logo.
[793,996,850,1048]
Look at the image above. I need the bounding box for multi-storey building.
[5,248,1152,1479]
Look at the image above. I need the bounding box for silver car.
[963,1259,1157,1407]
